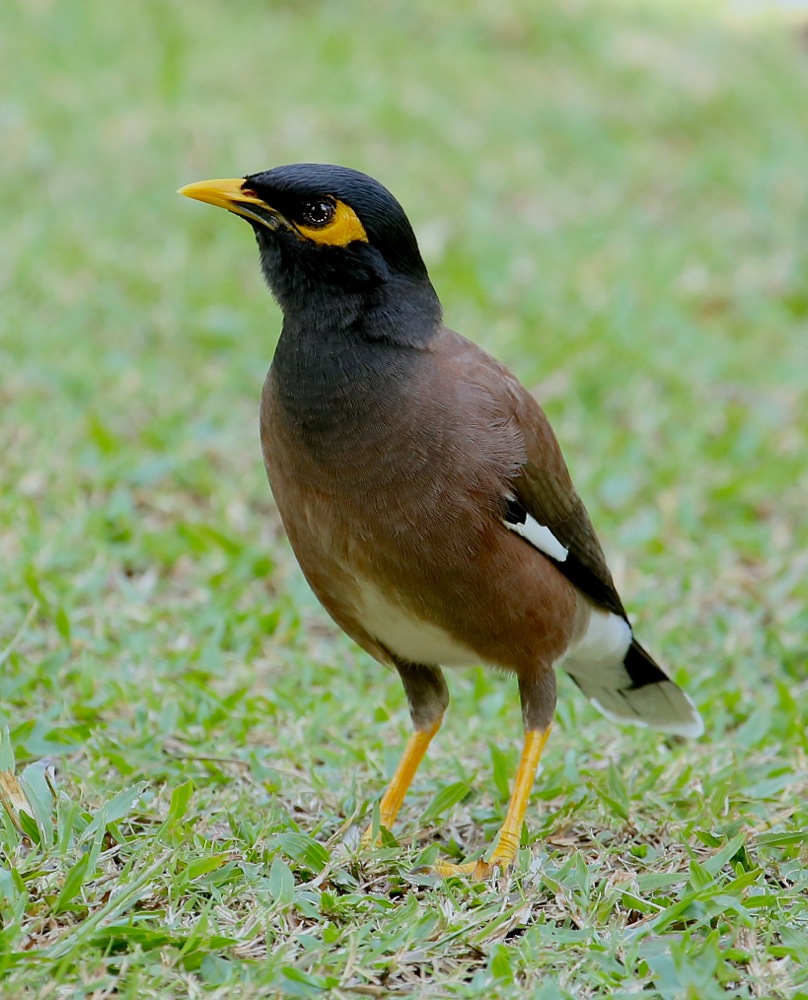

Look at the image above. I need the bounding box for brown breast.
[259,327,580,675]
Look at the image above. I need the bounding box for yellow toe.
[422,857,512,880]
[425,860,479,877]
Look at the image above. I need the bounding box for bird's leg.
[433,667,556,879]
[362,661,448,845]
[369,717,442,838]
[471,725,551,877]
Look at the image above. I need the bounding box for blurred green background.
[1,1,807,997]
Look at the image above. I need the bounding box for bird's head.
[179,164,438,336]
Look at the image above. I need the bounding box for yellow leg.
[432,726,552,879]
[362,716,443,846]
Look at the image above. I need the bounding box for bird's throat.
[265,319,426,457]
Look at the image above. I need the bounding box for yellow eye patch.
[296,200,368,247]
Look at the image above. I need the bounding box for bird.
[179,164,703,879]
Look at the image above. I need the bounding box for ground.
[0,1,807,997]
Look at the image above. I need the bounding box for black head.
[180,164,439,332]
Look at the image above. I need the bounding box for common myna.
[180,164,703,878]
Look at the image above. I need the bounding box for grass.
[1,0,807,995]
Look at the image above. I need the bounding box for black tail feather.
[623,639,669,690]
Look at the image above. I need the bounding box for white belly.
[356,580,478,667]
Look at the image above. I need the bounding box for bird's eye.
[300,200,336,228]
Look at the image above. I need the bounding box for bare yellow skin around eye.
[296,200,368,247]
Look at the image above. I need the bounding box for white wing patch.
[504,510,569,563]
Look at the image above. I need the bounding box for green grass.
[1,0,807,995]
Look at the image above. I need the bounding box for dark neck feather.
[268,268,441,433]
[256,218,443,455]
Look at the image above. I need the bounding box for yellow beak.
[178,177,279,227]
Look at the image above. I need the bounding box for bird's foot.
[424,856,511,880]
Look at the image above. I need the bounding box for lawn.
[1,0,807,996]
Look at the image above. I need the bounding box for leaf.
[167,780,195,827]
[93,924,174,951]
[54,606,71,642]
[421,782,471,823]
[703,833,746,876]
[368,800,381,841]
[20,762,55,848]
[724,868,763,893]
[756,829,808,847]
[18,810,40,844]
[274,833,330,873]
[605,761,630,821]
[0,729,16,772]
[636,871,687,892]
[688,859,714,892]
[281,966,339,995]
[80,783,147,844]
[54,852,91,913]
[0,867,25,905]
[185,853,230,881]
[489,944,514,983]
[199,954,232,986]
[650,894,701,932]
[268,855,295,905]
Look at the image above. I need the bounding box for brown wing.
[439,328,628,619]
